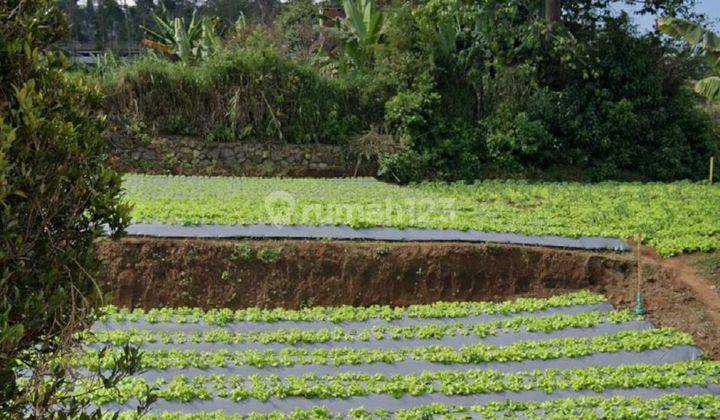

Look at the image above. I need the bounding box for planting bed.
[74,292,720,418]
[122,175,720,256]
[122,224,629,252]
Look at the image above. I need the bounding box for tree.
[546,0,561,22]
[560,0,699,31]
[658,17,720,101]
[334,0,385,70]
[1,0,136,415]
[248,0,280,25]
[141,6,221,64]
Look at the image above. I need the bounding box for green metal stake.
[635,290,645,316]
[635,230,645,316]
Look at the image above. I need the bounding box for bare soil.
[625,250,720,359]
[95,238,631,308]
[95,238,720,358]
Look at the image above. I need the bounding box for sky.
[613,0,720,31]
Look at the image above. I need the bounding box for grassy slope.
[691,252,720,286]
[123,175,720,256]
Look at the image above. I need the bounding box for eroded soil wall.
[96,237,720,357]
[96,238,631,309]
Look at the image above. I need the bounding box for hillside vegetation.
[93,0,719,183]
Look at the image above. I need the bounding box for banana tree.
[336,0,384,69]
[141,8,220,65]
[658,17,720,102]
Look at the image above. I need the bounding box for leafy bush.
[377,0,718,182]
[0,0,133,416]
[100,47,370,144]
[140,6,222,64]
[384,73,439,139]
[483,106,553,172]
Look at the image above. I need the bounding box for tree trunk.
[545,0,561,22]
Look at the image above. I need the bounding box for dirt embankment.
[619,249,720,359]
[96,238,631,308]
[95,238,720,358]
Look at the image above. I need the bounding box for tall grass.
[97,48,382,144]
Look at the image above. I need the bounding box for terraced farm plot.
[76,292,720,418]
[122,175,720,256]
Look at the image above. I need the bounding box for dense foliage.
[56,0,702,52]
[373,0,717,182]
[0,0,133,416]
[123,175,720,256]
[92,0,718,182]
[99,48,373,144]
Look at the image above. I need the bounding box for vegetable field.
[122,175,720,256]
[74,292,720,418]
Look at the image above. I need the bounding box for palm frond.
[695,77,720,102]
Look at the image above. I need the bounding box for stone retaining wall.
[109,136,377,177]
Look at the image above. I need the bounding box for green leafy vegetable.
[76,360,720,404]
[75,328,693,370]
[123,175,720,256]
[84,310,636,346]
[97,291,606,324]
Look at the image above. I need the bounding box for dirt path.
[601,247,720,359]
[663,255,720,326]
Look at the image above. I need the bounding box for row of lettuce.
[77,360,720,404]
[123,175,720,256]
[104,394,720,419]
[76,329,692,370]
[84,310,636,346]
[68,292,719,417]
[97,291,606,324]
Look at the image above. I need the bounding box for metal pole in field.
[710,157,715,185]
[635,230,645,316]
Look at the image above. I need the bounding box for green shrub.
[483,108,553,172]
[535,19,718,181]
[384,74,439,139]
[379,119,483,183]
[100,48,371,144]
[378,0,718,183]
[0,0,134,415]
